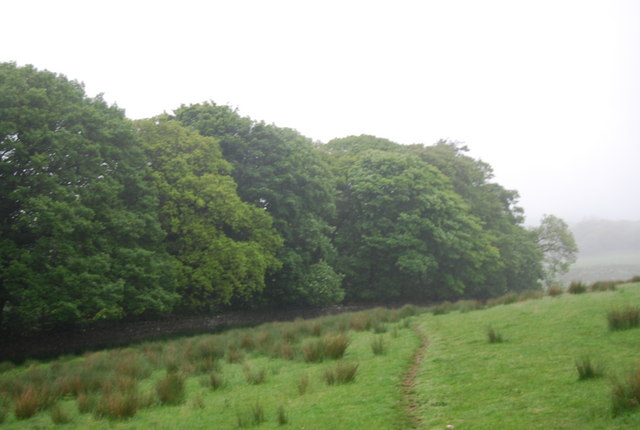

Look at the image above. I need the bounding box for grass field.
[414,283,640,429]
[1,284,639,429]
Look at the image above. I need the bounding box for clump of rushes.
[487,326,504,344]
[611,366,640,417]
[277,405,288,425]
[568,281,587,294]
[325,334,349,359]
[244,367,267,385]
[226,346,245,364]
[607,306,640,331]
[14,385,43,419]
[575,357,603,380]
[208,372,226,390]
[97,390,139,420]
[547,285,563,297]
[302,338,326,363]
[324,362,358,385]
[296,374,310,395]
[371,335,386,355]
[50,402,71,424]
[155,371,185,405]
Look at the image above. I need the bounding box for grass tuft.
[611,366,640,417]
[486,326,504,344]
[277,405,288,425]
[575,357,603,380]
[14,386,42,419]
[607,306,640,331]
[324,362,358,385]
[155,371,185,405]
[50,402,71,424]
[547,285,563,297]
[296,374,310,395]
[568,281,588,294]
[371,335,386,355]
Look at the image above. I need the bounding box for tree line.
[0,63,576,334]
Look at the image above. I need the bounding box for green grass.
[0,307,420,429]
[414,282,640,429]
[2,286,639,429]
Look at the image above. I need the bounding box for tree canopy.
[1,63,572,336]
[0,63,176,331]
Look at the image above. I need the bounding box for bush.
[457,299,484,313]
[607,306,640,331]
[155,371,185,405]
[575,357,603,380]
[324,362,358,385]
[611,366,640,416]
[568,281,587,294]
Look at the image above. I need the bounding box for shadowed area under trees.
[1,63,574,339]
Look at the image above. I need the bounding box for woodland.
[0,63,577,336]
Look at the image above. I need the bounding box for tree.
[533,214,578,286]
[328,147,501,301]
[173,103,343,306]
[0,63,176,332]
[134,118,282,310]
[410,141,543,293]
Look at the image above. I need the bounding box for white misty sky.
[2,0,639,225]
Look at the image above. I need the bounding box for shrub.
[568,281,588,294]
[547,285,563,297]
[611,366,640,416]
[628,275,640,283]
[518,290,545,301]
[324,362,358,385]
[487,326,504,344]
[155,371,185,405]
[607,306,640,331]
[575,357,603,380]
[431,301,455,315]
[371,336,386,355]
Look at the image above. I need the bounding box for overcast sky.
[3,0,639,225]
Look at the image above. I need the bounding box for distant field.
[1,285,639,429]
[562,252,640,283]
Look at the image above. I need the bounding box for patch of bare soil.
[402,325,429,429]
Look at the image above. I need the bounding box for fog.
[2,0,639,225]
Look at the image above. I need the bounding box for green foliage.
[135,118,282,310]
[0,62,176,332]
[328,145,501,301]
[173,103,342,307]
